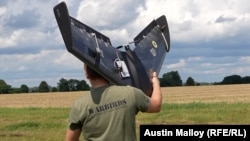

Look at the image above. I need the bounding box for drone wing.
[53,2,132,86]
[133,15,170,78]
[53,2,170,96]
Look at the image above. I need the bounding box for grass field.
[0,84,249,141]
[1,84,250,107]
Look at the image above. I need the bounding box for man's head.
[83,64,106,81]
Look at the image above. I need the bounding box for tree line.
[1,71,250,94]
[0,78,90,94]
[159,71,250,86]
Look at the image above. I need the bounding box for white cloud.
[0,49,84,87]
[133,0,250,43]
[167,59,186,69]
[0,36,16,48]
[233,66,250,74]
[202,68,227,75]
[239,56,250,63]
[0,7,6,16]
[0,50,49,72]
[1,0,250,87]
[201,63,234,68]
[101,28,130,46]
[74,0,146,45]
[187,57,202,62]
[0,29,44,48]
[77,0,139,27]
[166,57,201,70]
[54,51,82,69]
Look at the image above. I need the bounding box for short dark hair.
[85,65,104,80]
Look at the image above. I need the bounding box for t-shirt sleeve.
[68,100,84,130]
[133,87,150,112]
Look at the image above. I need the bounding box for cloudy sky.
[1,0,250,88]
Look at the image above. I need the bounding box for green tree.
[0,79,11,94]
[58,78,90,91]
[185,77,195,86]
[68,79,80,91]
[58,78,69,92]
[38,81,49,92]
[241,76,250,84]
[78,80,90,91]
[221,75,242,84]
[30,87,38,93]
[51,87,58,92]
[160,71,182,87]
[20,84,29,93]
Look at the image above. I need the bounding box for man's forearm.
[147,72,162,113]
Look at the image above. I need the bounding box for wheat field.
[0,84,249,108]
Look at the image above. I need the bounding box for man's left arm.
[66,128,81,141]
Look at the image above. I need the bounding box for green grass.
[137,102,250,124]
[0,107,70,141]
[0,102,249,141]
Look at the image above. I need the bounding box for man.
[66,64,162,141]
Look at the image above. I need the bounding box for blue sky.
[0,0,250,87]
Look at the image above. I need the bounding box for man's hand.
[147,71,162,113]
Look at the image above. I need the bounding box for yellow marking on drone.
[152,40,157,48]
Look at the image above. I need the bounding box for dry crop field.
[0,84,250,108]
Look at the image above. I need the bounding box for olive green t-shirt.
[68,85,150,141]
